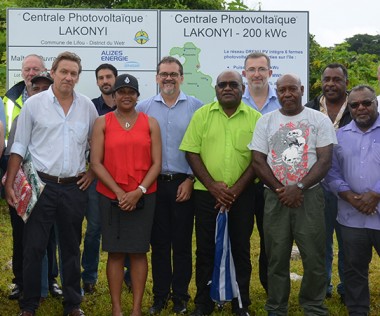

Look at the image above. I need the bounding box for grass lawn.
[0,202,380,315]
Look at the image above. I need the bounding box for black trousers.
[47,226,59,286]
[9,207,59,289]
[340,224,380,316]
[253,181,268,293]
[193,185,255,312]
[150,177,195,301]
[9,205,24,287]
[19,180,87,314]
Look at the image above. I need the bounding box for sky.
[244,0,380,47]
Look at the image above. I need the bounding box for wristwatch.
[138,185,147,194]
[187,174,195,183]
[296,182,305,190]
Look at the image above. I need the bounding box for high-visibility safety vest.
[3,81,26,139]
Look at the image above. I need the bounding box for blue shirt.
[11,86,98,177]
[326,115,380,230]
[136,91,203,174]
[242,84,280,115]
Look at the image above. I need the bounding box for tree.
[345,33,380,56]
[308,35,379,100]
[224,0,248,11]
[14,0,224,10]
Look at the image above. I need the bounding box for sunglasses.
[216,81,240,89]
[348,99,376,109]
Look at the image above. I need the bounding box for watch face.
[297,183,304,190]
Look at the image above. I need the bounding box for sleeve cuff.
[10,142,27,158]
[371,181,380,194]
[328,180,350,195]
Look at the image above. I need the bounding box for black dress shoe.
[189,307,213,316]
[66,309,85,316]
[49,282,63,297]
[9,284,22,300]
[233,308,250,316]
[172,297,187,314]
[18,311,34,316]
[83,282,96,294]
[149,299,168,315]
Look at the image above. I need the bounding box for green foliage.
[0,64,5,96]
[224,0,248,11]
[1,205,380,315]
[15,0,115,8]
[114,0,224,10]
[14,0,225,10]
[308,35,379,100]
[345,33,380,56]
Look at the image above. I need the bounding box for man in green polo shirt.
[180,70,261,316]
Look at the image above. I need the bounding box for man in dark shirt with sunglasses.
[305,63,351,304]
[180,70,261,316]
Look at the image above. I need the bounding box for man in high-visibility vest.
[2,54,47,301]
[3,54,46,138]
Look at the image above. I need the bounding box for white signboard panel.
[7,9,308,104]
[7,9,159,100]
[160,10,309,104]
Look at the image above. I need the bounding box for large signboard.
[7,9,308,103]
[7,9,159,99]
[160,10,309,103]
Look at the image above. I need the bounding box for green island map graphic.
[170,42,215,104]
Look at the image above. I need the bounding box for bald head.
[276,74,304,116]
[276,74,301,87]
[21,54,46,91]
[216,70,243,84]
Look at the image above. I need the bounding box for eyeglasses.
[246,67,269,75]
[158,72,180,78]
[216,81,240,89]
[348,99,376,109]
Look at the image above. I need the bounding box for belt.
[158,173,187,182]
[37,171,84,184]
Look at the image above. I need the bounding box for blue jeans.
[323,187,345,296]
[81,180,101,284]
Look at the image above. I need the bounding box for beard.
[100,85,113,95]
[161,82,177,95]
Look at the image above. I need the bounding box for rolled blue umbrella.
[210,209,242,308]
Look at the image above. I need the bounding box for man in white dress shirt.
[5,51,98,316]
